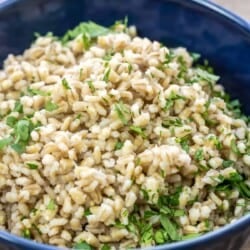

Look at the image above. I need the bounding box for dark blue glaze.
[0,0,249,250]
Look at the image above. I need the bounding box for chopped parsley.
[208,135,222,150]
[115,141,124,150]
[103,67,111,82]
[196,68,219,83]
[26,162,38,170]
[22,228,31,239]
[231,139,240,155]
[162,118,183,128]
[62,21,110,44]
[114,101,130,125]
[163,50,175,64]
[128,63,133,73]
[27,87,50,96]
[0,136,13,150]
[194,149,204,161]
[214,172,250,199]
[182,233,202,240]
[160,215,179,241]
[87,80,95,93]
[176,136,190,153]
[3,118,40,154]
[83,208,92,216]
[73,241,93,250]
[190,52,201,62]
[154,229,168,244]
[62,78,71,90]
[101,244,111,250]
[6,116,18,127]
[129,125,146,138]
[82,33,91,50]
[164,91,186,111]
[222,160,234,168]
[140,223,154,244]
[103,50,114,61]
[47,199,56,210]
[45,100,58,112]
[13,101,23,113]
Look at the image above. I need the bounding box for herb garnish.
[129,125,147,138]
[26,162,38,170]
[114,101,130,125]
[62,21,110,45]
[194,149,204,161]
[164,91,186,111]
[115,141,124,150]
[47,199,56,210]
[73,241,93,250]
[87,80,95,93]
[62,78,71,89]
[45,100,58,112]
[27,87,50,96]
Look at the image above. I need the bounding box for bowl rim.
[0,0,249,249]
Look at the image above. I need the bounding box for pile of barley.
[0,22,249,250]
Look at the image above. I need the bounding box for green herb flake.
[208,135,222,150]
[103,50,114,61]
[231,139,240,155]
[160,215,179,241]
[82,33,91,50]
[27,87,50,96]
[103,68,111,82]
[11,142,26,154]
[176,136,190,153]
[154,229,168,244]
[114,101,130,125]
[84,208,92,216]
[101,244,111,250]
[191,52,201,62]
[13,101,23,113]
[164,50,175,64]
[62,78,71,90]
[129,125,146,139]
[144,210,158,219]
[47,199,56,210]
[0,136,13,150]
[222,160,235,168]
[6,116,18,128]
[32,223,42,235]
[15,120,30,141]
[141,189,149,201]
[140,224,153,244]
[115,141,124,150]
[22,228,31,239]
[228,172,243,182]
[182,233,202,241]
[128,63,133,73]
[196,68,219,83]
[194,149,204,161]
[162,118,183,128]
[45,100,58,112]
[62,21,110,44]
[163,91,186,111]
[73,241,93,250]
[87,80,96,93]
[26,162,38,170]
[173,209,185,217]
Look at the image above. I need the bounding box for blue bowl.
[0,0,249,250]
